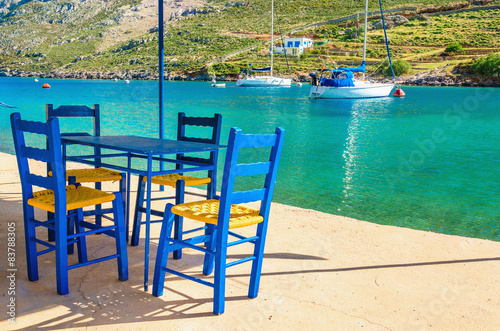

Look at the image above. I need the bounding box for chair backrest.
[176,112,222,170]
[219,127,285,223]
[46,104,100,137]
[46,104,101,169]
[11,112,67,214]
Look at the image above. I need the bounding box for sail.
[252,66,271,72]
[337,61,366,73]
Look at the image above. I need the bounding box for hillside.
[0,0,499,81]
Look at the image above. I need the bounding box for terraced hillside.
[0,0,498,79]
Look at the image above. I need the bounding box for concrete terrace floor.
[0,152,499,330]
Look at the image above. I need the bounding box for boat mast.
[362,0,368,79]
[271,0,274,77]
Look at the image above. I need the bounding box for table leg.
[126,153,132,241]
[144,154,153,291]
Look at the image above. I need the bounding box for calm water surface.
[1,77,499,241]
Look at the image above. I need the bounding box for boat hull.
[309,82,394,99]
[237,76,291,87]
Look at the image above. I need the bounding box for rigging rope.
[365,57,388,78]
[0,101,17,108]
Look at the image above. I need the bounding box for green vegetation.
[387,59,410,76]
[301,5,500,78]
[0,0,499,78]
[471,53,500,77]
[381,9,500,48]
[445,43,464,54]
[208,62,241,76]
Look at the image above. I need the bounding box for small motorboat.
[296,82,303,87]
[125,80,130,84]
[211,79,226,88]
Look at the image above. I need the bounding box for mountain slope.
[0,0,498,78]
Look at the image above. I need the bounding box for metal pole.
[271,0,274,77]
[362,0,368,79]
[159,0,164,140]
[158,0,165,179]
[379,0,395,79]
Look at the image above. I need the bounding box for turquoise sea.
[1,77,499,241]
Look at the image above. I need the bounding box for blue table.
[61,135,222,291]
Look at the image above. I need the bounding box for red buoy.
[42,83,51,89]
[393,87,405,97]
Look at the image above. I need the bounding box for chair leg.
[55,212,69,295]
[131,175,146,246]
[213,223,230,315]
[248,222,268,299]
[202,224,216,276]
[67,176,82,252]
[47,211,55,242]
[207,175,214,200]
[95,181,102,228]
[24,205,39,282]
[173,179,185,260]
[67,212,76,255]
[119,172,127,240]
[152,204,176,297]
[113,193,128,281]
[204,180,214,248]
[75,208,88,264]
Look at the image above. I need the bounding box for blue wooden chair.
[46,104,127,233]
[131,112,222,260]
[152,127,285,315]
[11,113,128,295]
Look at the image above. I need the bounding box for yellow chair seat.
[171,199,263,229]
[28,185,116,213]
[145,173,211,188]
[49,167,122,183]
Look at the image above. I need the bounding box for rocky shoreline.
[1,68,499,87]
[383,73,500,87]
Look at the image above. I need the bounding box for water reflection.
[1,79,499,241]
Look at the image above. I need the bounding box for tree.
[386,59,410,77]
[445,43,464,54]
[471,52,500,77]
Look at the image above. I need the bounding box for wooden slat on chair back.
[10,113,66,205]
[46,104,101,170]
[219,127,285,222]
[180,114,221,143]
[176,112,222,170]
[46,104,100,137]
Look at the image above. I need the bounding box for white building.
[274,37,313,55]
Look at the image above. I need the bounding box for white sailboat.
[236,0,291,87]
[309,0,394,99]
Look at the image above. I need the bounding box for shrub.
[471,52,500,77]
[445,43,464,54]
[209,62,241,75]
[386,59,410,76]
